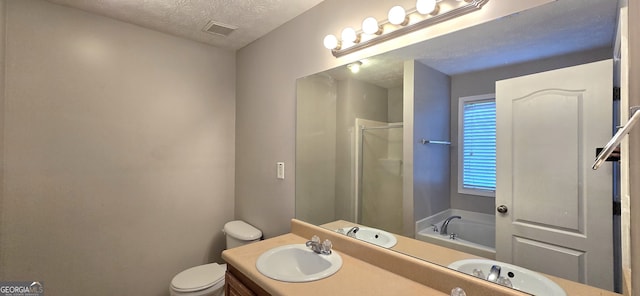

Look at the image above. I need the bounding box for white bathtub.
[415,209,496,259]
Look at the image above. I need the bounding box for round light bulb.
[416,0,437,15]
[347,62,362,73]
[341,27,359,43]
[388,6,408,25]
[362,17,382,35]
[323,34,340,50]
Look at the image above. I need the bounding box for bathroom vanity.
[225,266,269,296]
[223,219,533,296]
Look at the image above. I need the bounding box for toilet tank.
[223,220,262,249]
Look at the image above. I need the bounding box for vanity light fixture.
[323,0,489,57]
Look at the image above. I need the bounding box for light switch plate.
[277,162,285,179]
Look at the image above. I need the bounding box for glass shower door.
[359,123,403,234]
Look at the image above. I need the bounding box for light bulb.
[323,34,340,50]
[341,27,359,44]
[347,61,362,73]
[388,6,408,26]
[416,0,438,15]
[362,17,382,35]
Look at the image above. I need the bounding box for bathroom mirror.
[296,0,625,294]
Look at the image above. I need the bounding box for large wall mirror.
[296,0,627,294]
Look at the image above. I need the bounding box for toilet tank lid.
[224,220,262,240]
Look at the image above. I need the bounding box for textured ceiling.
[410,0,618,75]
[45,0,325,50]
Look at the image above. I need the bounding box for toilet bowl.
[170,220,262,296]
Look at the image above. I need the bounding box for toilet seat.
[171,263,226,293]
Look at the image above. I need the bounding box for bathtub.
[415,209,496,259]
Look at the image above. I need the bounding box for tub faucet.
[440,215,461,235]
[346,226,360,238]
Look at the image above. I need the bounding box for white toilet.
[169,220,262,296]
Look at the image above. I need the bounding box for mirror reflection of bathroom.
[296,0,624,290]
[296,61,404,234]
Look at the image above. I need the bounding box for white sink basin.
[255,244,342,282]
[337,227,397,248]
[448,259,566,296]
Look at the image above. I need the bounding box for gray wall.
[295,75,337,225]
[388,86,404,123]
[449,47,612,214]
[412,61,451,222]
[0,1,236,295]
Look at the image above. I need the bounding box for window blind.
[462,100,496,192]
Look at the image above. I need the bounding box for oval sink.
[255,244,342,282]
[337,227,397,248]
[448,259,566,296]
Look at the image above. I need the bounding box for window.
[458,94,496,197]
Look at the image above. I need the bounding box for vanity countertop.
[222,232,448,296]
[322,220,621,296]
[223,219,529,296]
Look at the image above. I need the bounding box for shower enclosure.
[355,118,404,234]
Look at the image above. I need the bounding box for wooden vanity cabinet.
[225,264,271,296]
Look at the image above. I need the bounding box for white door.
[495,60,614,291]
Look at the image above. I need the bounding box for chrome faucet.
[487,265,501,282]
[346,226,359,238]
[306,235,333,255]
[440,215,461,235]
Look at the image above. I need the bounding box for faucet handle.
[450,287,466,296]
[321,239,333,254]
[472,268,485,279]
[311,235,320,243]
[496,276,513,288]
